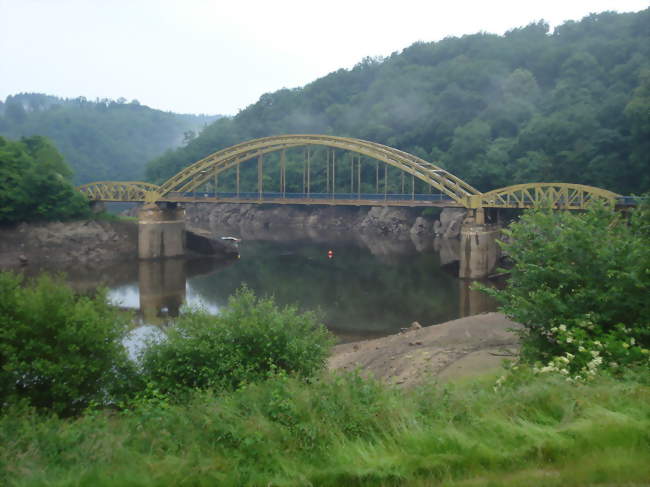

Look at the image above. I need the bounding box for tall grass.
[1,369,648,486]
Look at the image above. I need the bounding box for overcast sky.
[1,0,648,115]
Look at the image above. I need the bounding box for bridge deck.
[157,192,463,207]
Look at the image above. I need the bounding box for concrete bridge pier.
[459,209,501,279]
[138,203,186,259]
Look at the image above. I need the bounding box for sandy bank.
[329,312,521,385]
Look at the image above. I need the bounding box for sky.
[1,0,648,115]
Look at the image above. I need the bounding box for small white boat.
[220,236,242,248]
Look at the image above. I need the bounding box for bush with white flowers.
[485,200,650,380]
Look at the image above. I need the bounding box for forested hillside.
[146,10,649,195]
[0,94,218,184]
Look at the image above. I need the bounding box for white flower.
[590,350,600,357]
[559,325,567,332]
[566,337,573,343]
[623,343,630,349]
[630,338,636,346]
[578,346,586,352]
[566,353,575,360]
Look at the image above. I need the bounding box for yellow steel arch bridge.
[78,135,625,211]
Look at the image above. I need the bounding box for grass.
[1,369,649,486]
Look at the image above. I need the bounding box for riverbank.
[0,220,138,270]
[329,312,521,385]
[0,219,240,272]
[184,202,467,242]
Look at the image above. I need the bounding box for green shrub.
[486,201,650,379]
[139,287,334,396]
[0,272,132,416]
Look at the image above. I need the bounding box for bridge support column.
[459,222,501,279]
[138,203,186,259]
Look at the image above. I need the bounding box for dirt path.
[328,312,521,386]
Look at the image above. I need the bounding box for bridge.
[77,135,634,278]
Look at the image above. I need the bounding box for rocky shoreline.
[0,205,469,271]
[0,220,139,270]
[184,202,467,242]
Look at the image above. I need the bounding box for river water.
[100,231,497,343]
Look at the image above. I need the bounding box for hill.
[0,94,219,184]
[145,9,649,195]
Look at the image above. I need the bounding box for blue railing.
[616,196,646,206]
[181,191,454,202]
[175,191,644,206]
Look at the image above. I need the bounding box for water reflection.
[107,257,234,325]
[103,236,497,341]
[138,259,185,323]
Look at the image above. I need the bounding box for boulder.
[434,208,467,239]
[185,229,239,258]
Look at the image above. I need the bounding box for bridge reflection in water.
[107,237,498,340]
[108,257,235,326]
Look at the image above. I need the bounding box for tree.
[0,136,90,223]
[486,202,650,378]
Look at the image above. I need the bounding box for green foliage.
[0,135,90,223]
[0,94,218,184]
[486,202,650,379]
[146,10,649,195]
[139,287,334,396]
[1,369,649,486]
[0,272,132,416]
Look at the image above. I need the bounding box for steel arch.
[77,181,162,202]
[77,136,625,211]
[470,183,621,209]
[153,135,481,206]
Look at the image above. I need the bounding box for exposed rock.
[434,208,467,239]
[358,207,417,237]
[0,220,138,270]
[329,312,522,386]
[185,229,240,258]
[407,321,422,331]
[410,216,434,237]
[184,203,425,240]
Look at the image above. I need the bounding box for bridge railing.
[616,196,646,206]
[168,191,455,202]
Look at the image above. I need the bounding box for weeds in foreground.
[1,368,648,486]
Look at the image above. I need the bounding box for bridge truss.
[78,135,623,210]
[77,181,162,202]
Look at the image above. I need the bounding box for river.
[101,232,497,343]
